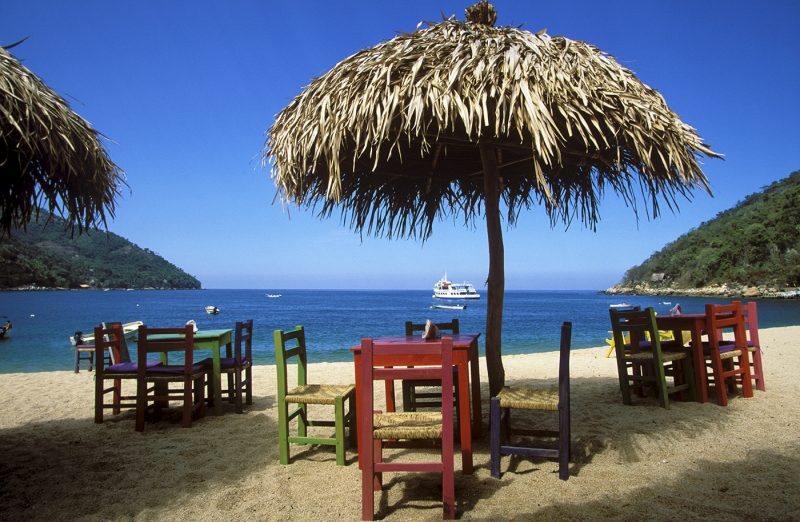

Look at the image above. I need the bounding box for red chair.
[94,323,162,423]
[360,336,455,520]
[742,301,766,392]
[702,302,753,406]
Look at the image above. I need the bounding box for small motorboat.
[205,305,220,315]
[431,304,467,310]
[69,320,142,346]
[266,294,282,298]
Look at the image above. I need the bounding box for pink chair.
[702,302,753,406]
[360,336,455,520]
[742,301,766,392]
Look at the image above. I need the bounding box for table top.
[149,329,232,341]
[350,333,479,352]
[656,313,706,323]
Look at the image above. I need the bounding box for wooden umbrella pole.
[480,142,505,397]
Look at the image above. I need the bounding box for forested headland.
[0,214,201,290]
[607,170,800,298]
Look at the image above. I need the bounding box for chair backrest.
[405,318,459,336]
[137,325,195,374]
[273,326,308,395]
[705,301,747,350]
[93,323,123,377]
[558,322,572,406]
[742,301,761,349]
[102,321,132,364]
[360,336,454,438]
[234,319,254,362]
[609,307,661,353]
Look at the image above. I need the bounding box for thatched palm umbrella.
[0,43,123,236]
[265,2,720,396]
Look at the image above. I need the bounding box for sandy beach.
[1,326,798,521]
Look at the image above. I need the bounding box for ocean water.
[1,289,798,373]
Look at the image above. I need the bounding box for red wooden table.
[655,314,709,403]
[351,333,481,474]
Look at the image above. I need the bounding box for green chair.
[609,307,695,408]
[274,326,356,465]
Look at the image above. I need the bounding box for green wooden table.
[153,329,233,415]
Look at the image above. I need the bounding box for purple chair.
[490,322,572,480]
[200,319,254,413]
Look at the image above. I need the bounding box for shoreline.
[605,283,800,299]
[1,326,797,520]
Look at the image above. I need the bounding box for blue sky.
[2,1,799,290]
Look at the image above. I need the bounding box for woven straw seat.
[373,411,442,440]
[496,386,558,411]
[627,350,688,363]
[286,384,356,405]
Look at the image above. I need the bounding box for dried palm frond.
[266,10,720,239]
[0,45,124,236]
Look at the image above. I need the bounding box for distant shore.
[605,283,800,299]
[1,285,201,291]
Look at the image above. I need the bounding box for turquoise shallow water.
[1,289,798,373]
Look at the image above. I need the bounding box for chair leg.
[614,352,633,405]
[401,380,414,411]
[739,352,753,398]
[181,376,192,428]
[278,398,290,464]
[361,435,376,520]
[347,394,357,448]
[195,375,206,419]
[335,396,347,466]
[490,397,501,479]
[227,372,235,403]
[682,357,696,402]
[112,378,122,415]
[94,375,104,423]
[245,365,253,404]
[442,438,455,520]
[654,359,670,409]
[752,348,766,391]
[298,404,308,437]
[234,370,243,414]
[709,356,729,406]
[135,378,146,432]
[558,407,570,481]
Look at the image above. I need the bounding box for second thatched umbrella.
[265,2,720,396]
[0,43,123,236]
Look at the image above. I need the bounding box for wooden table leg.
[691,321,708,403]
[468,343,482,437]
[457,359,473,474]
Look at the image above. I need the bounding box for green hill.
[608,170,800,296]
[0,214,201,290]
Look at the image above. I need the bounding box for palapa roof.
[0,44,124,235]
[266,3,720,239]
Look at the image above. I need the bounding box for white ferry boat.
[432,274,480,300]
